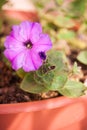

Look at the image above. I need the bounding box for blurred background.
[0,0,87,51]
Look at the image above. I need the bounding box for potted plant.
[0,19,87,130]
[0,0,87,130]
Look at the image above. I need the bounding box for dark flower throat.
[24,40,33,49]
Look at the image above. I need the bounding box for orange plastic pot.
[3,10,38,21]
[0,95,87,130]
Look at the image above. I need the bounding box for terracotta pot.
[0,95,87,130]
[3,10,38,21]
[0,10,38,23]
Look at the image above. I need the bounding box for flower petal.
[20,21,33,40]
[22,50,35,72]
[12,51,25,70]
[35,33,52,45]
[30,22,42,43]
[11,21,33,42]
[31,50,42,70]
[33,44,52,53]
[11,25,24,42]
[4,48,24,61]
[4,36,24,49]
[32,34,52,53]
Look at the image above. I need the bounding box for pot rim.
[0,95,87,114]
[1,10,38,21]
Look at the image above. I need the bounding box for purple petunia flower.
[4,21,52,72]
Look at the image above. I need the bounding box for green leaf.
[16,69,27,78]
[48,74,68,90]
[35,65,55,87]
[36,63,50,77]
[58,80,85,98]
[55,0,63,5]
[55,16,75,28]
[77,51,87,65]
[58,29,76,40]
[47,50,68,73]
[70,0,87,18]
[33,73,45,85]
[20,73,48,94]
[0,0,8,9]
[42,71,54,86]
[72,62,80,74]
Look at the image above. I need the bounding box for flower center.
[24,40,33,49]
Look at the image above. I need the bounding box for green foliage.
[54,16,75,28]
[0,0,8,9]
[70,0,87,18]
[20,50,86,98]
[41,71,54,86]
[42,15,75,29]
[47,50,68,73]
[72,62,80,75]
[16,69,27,78]
[77,50,87,65]
[58,80,86,98]
[20,51,68,94]
[32,0,49,10]
[58,29,76,40]
[20,73,48,94]
[48,74,68,90]
[55,0,63,5]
